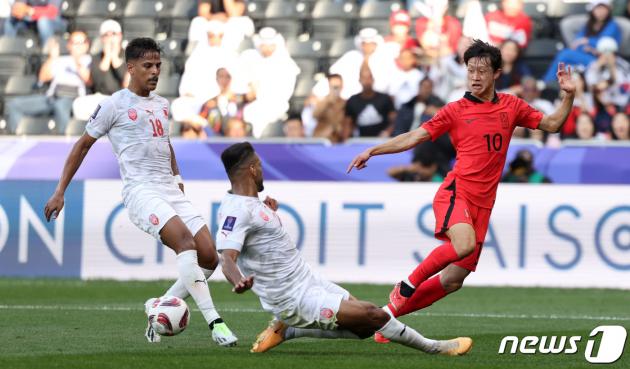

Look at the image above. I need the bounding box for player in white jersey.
[43,38,237,347]
[216,142,473,355]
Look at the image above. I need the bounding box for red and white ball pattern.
[148,296,190,336]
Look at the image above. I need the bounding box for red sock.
[407,242,459,287]
[395,275,447,317]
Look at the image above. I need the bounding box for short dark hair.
[221,142,255,176]
[327,73,342,81]
[463,39,502,71]
[125,38,162,62]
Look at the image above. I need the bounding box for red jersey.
[422,92,543,209]
[485,10,532,48]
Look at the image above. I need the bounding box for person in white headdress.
[240,27,300,138]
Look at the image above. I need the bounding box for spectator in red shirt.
[415,0,462,60]
[4,0,64,46]
[485,0,533,48]
[383,10,420,59]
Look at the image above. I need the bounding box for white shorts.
[281,275,350,331]
[123,182,206,241]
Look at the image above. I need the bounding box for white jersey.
[216,193,312,314]
[85,89,172,191]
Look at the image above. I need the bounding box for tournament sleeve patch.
[222,216,237,231]
[90,104,102,120]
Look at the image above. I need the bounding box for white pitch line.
[1,304,629,322]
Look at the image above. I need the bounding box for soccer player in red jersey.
[347,40,576,342]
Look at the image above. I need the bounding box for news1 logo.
[499,325,627,363]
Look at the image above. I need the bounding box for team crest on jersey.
[149,214,159,225]
[128,108,138,121]
[259,210,270,222]
[222,216,236,231]
[320,308,334,320]
[500,112,509,129]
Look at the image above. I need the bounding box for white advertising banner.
[79,180,630,288]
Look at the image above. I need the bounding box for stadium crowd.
[0,0,628,145]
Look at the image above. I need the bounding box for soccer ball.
[147,296,190,336]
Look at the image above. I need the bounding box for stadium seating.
[523,38,564,78]
[65,118,88,136]
[155,74,181,99]
[358,0,402,35]
[14,116,55,135]
[310,1,357,42]
[263,0,309,39]
[3,76,38,97]
[122,0,160,39]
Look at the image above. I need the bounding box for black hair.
[125,37,162,62]
[327,73,342,81]
[463,39,502,72]
[586,5,613,37]
[221,142,256,177]
[286,113,303,123]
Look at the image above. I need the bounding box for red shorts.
[432,180,492,272]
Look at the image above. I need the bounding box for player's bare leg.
[252,300,472,355]
[157,217,237,346]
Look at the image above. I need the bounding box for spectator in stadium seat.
[189,0,253,51]
[485,0,532,48]
[388,48,425,109]
[610,112,630,139]
[574,112,597,139]
[501,149,551,183]
[428,36,471,102]
[182,67,246,139]
[388,145,444,183]
[172,20,240,129]
[283,114,305,139]
[4,0,64,46]
[312,74,346,143]
[343,65,396,139]
[542,0,621,82]
[240,27,300,138]
[393,77,445,136]
[6,30,90,134]
[224,117,248,138]
[520,76,555,116]
[585,37,630,111]
[382,10,420,60]
[317,28,393,99]
[560,72,595,138]
[414,0,462,61]
[72,20,127,122]
[495,39,532,95]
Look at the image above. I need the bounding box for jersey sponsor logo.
[500,112,509,129]
[128,108,138,121]
[222,216,236,231]
[259,210,269,222]
[90,104,101,120]
[149,214,159,225]
[464,118,480,124]
[320,308,334,320]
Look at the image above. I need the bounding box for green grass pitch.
[0,279,628,369]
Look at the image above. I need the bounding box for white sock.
[284,327,360,340]
[176,250,220,324]
[164,267,215,299]
[377,316,440,353]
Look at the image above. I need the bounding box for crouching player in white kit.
[216,142,473,355]
[44,38,237,346]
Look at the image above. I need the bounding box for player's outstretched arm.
[44,133,97,221]
[346,127,431,173]
[220,249,254,294]
[538,63,576,133]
